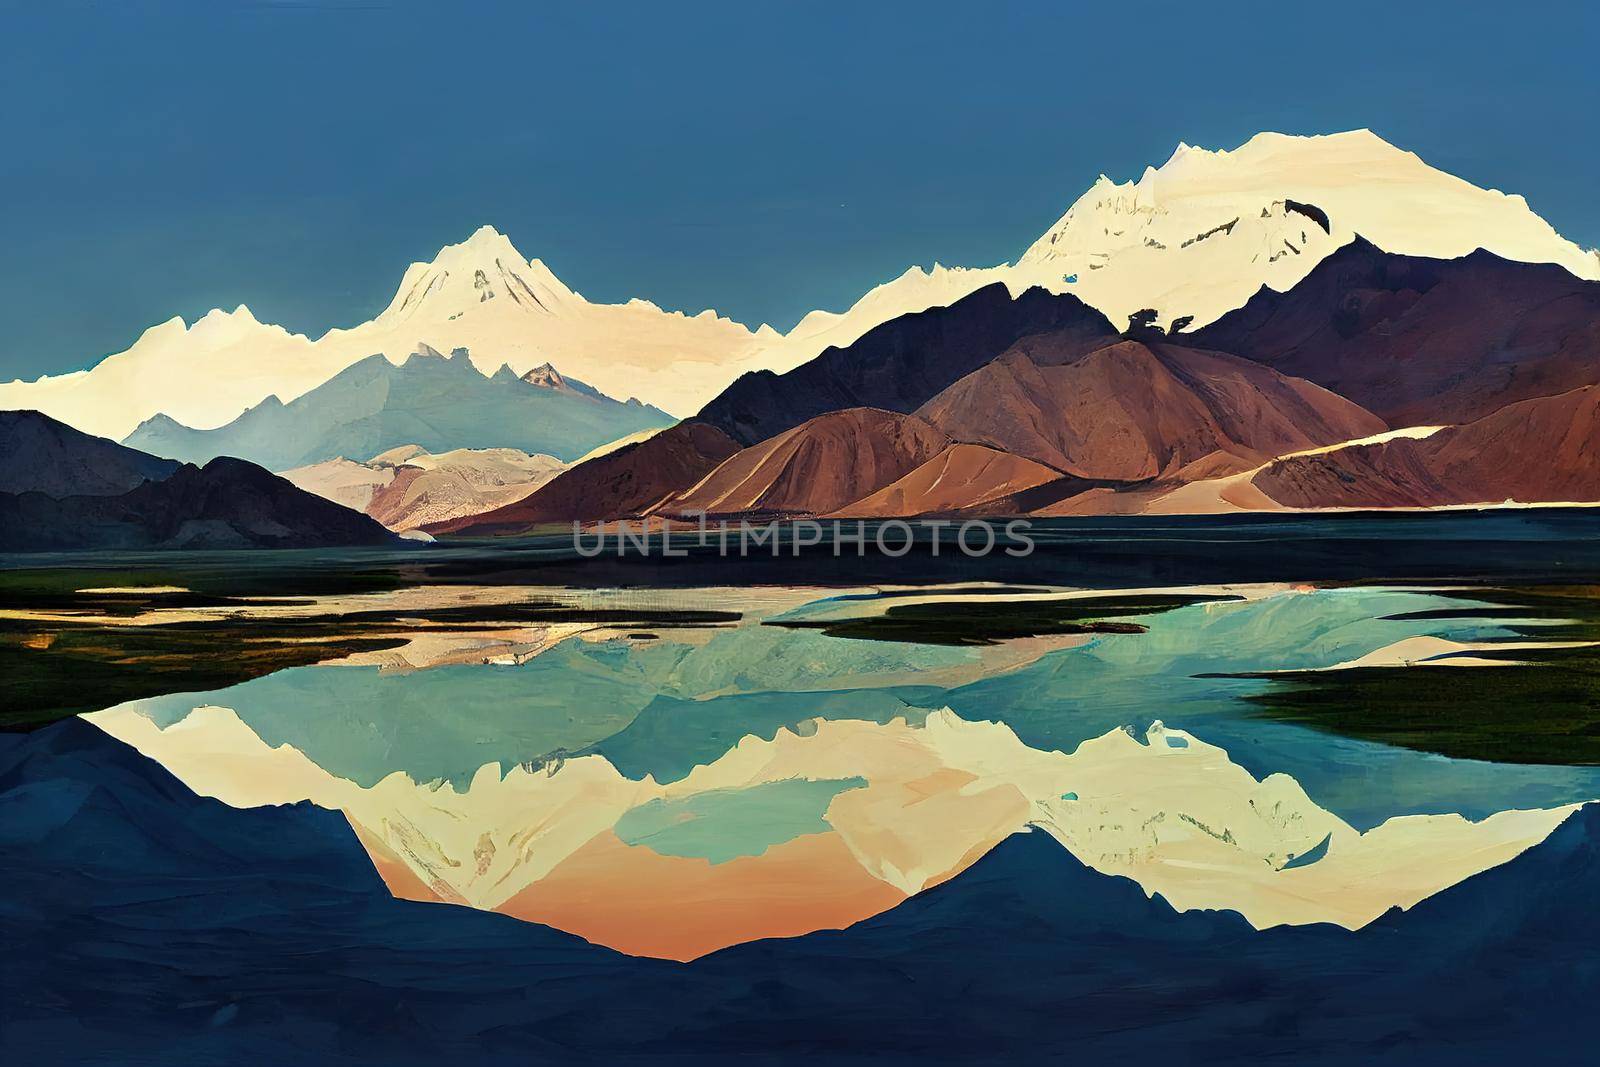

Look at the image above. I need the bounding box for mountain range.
[123,345,671,470]
[4,129,1599,533]
[0,411,396,551]
[0,228,765,439]
[4,130,1595,444]
[1183,238,1600,425]
[443,236,1600,530]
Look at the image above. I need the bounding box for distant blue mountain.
[122,346,675,470]
[3,717,1597,1063]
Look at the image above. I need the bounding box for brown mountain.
[1185,238,1600,425]
[916,338,1385,481]
[430,421,739,534]
[439,285,1116,532]
[660,408,948,518]
[829,444,1062,518]
[1251,385,1600,508]
[696,283,1119,446]
[284,447,566,532]
[430,241,1600,531]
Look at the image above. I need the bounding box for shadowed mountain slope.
[0,410,396,551]
[0,409,179,497]
[0,455,397,551]
[1186,238,1600,425]
[696,283,1120,446]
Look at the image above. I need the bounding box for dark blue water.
[5,509,1597,589]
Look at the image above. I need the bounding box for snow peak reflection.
[571,517,1035,558]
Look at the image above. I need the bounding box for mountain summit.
[522,362,568,388]
[378,225,580,322]
[518,360,607,401]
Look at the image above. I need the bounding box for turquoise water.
[117,585,1600,830]
[614,777,867,863]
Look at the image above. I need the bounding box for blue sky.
[2,0,1597,379]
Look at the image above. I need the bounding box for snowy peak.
[1011,128,1599,331]
[521,361,569,390]
[1021,128,1597,278]
[378,225,582,324]
[132,303,288,353]
[521,360,613,404]
[458,222,524,258]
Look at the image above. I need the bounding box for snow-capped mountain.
[0,305,324,441]
[0,226,773,440]
[1013,129,1600,329]
[3,130,1595,441]
[795,130,1600,348]
[337,225,781,411]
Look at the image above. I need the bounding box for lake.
[5,511,1600,1060]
